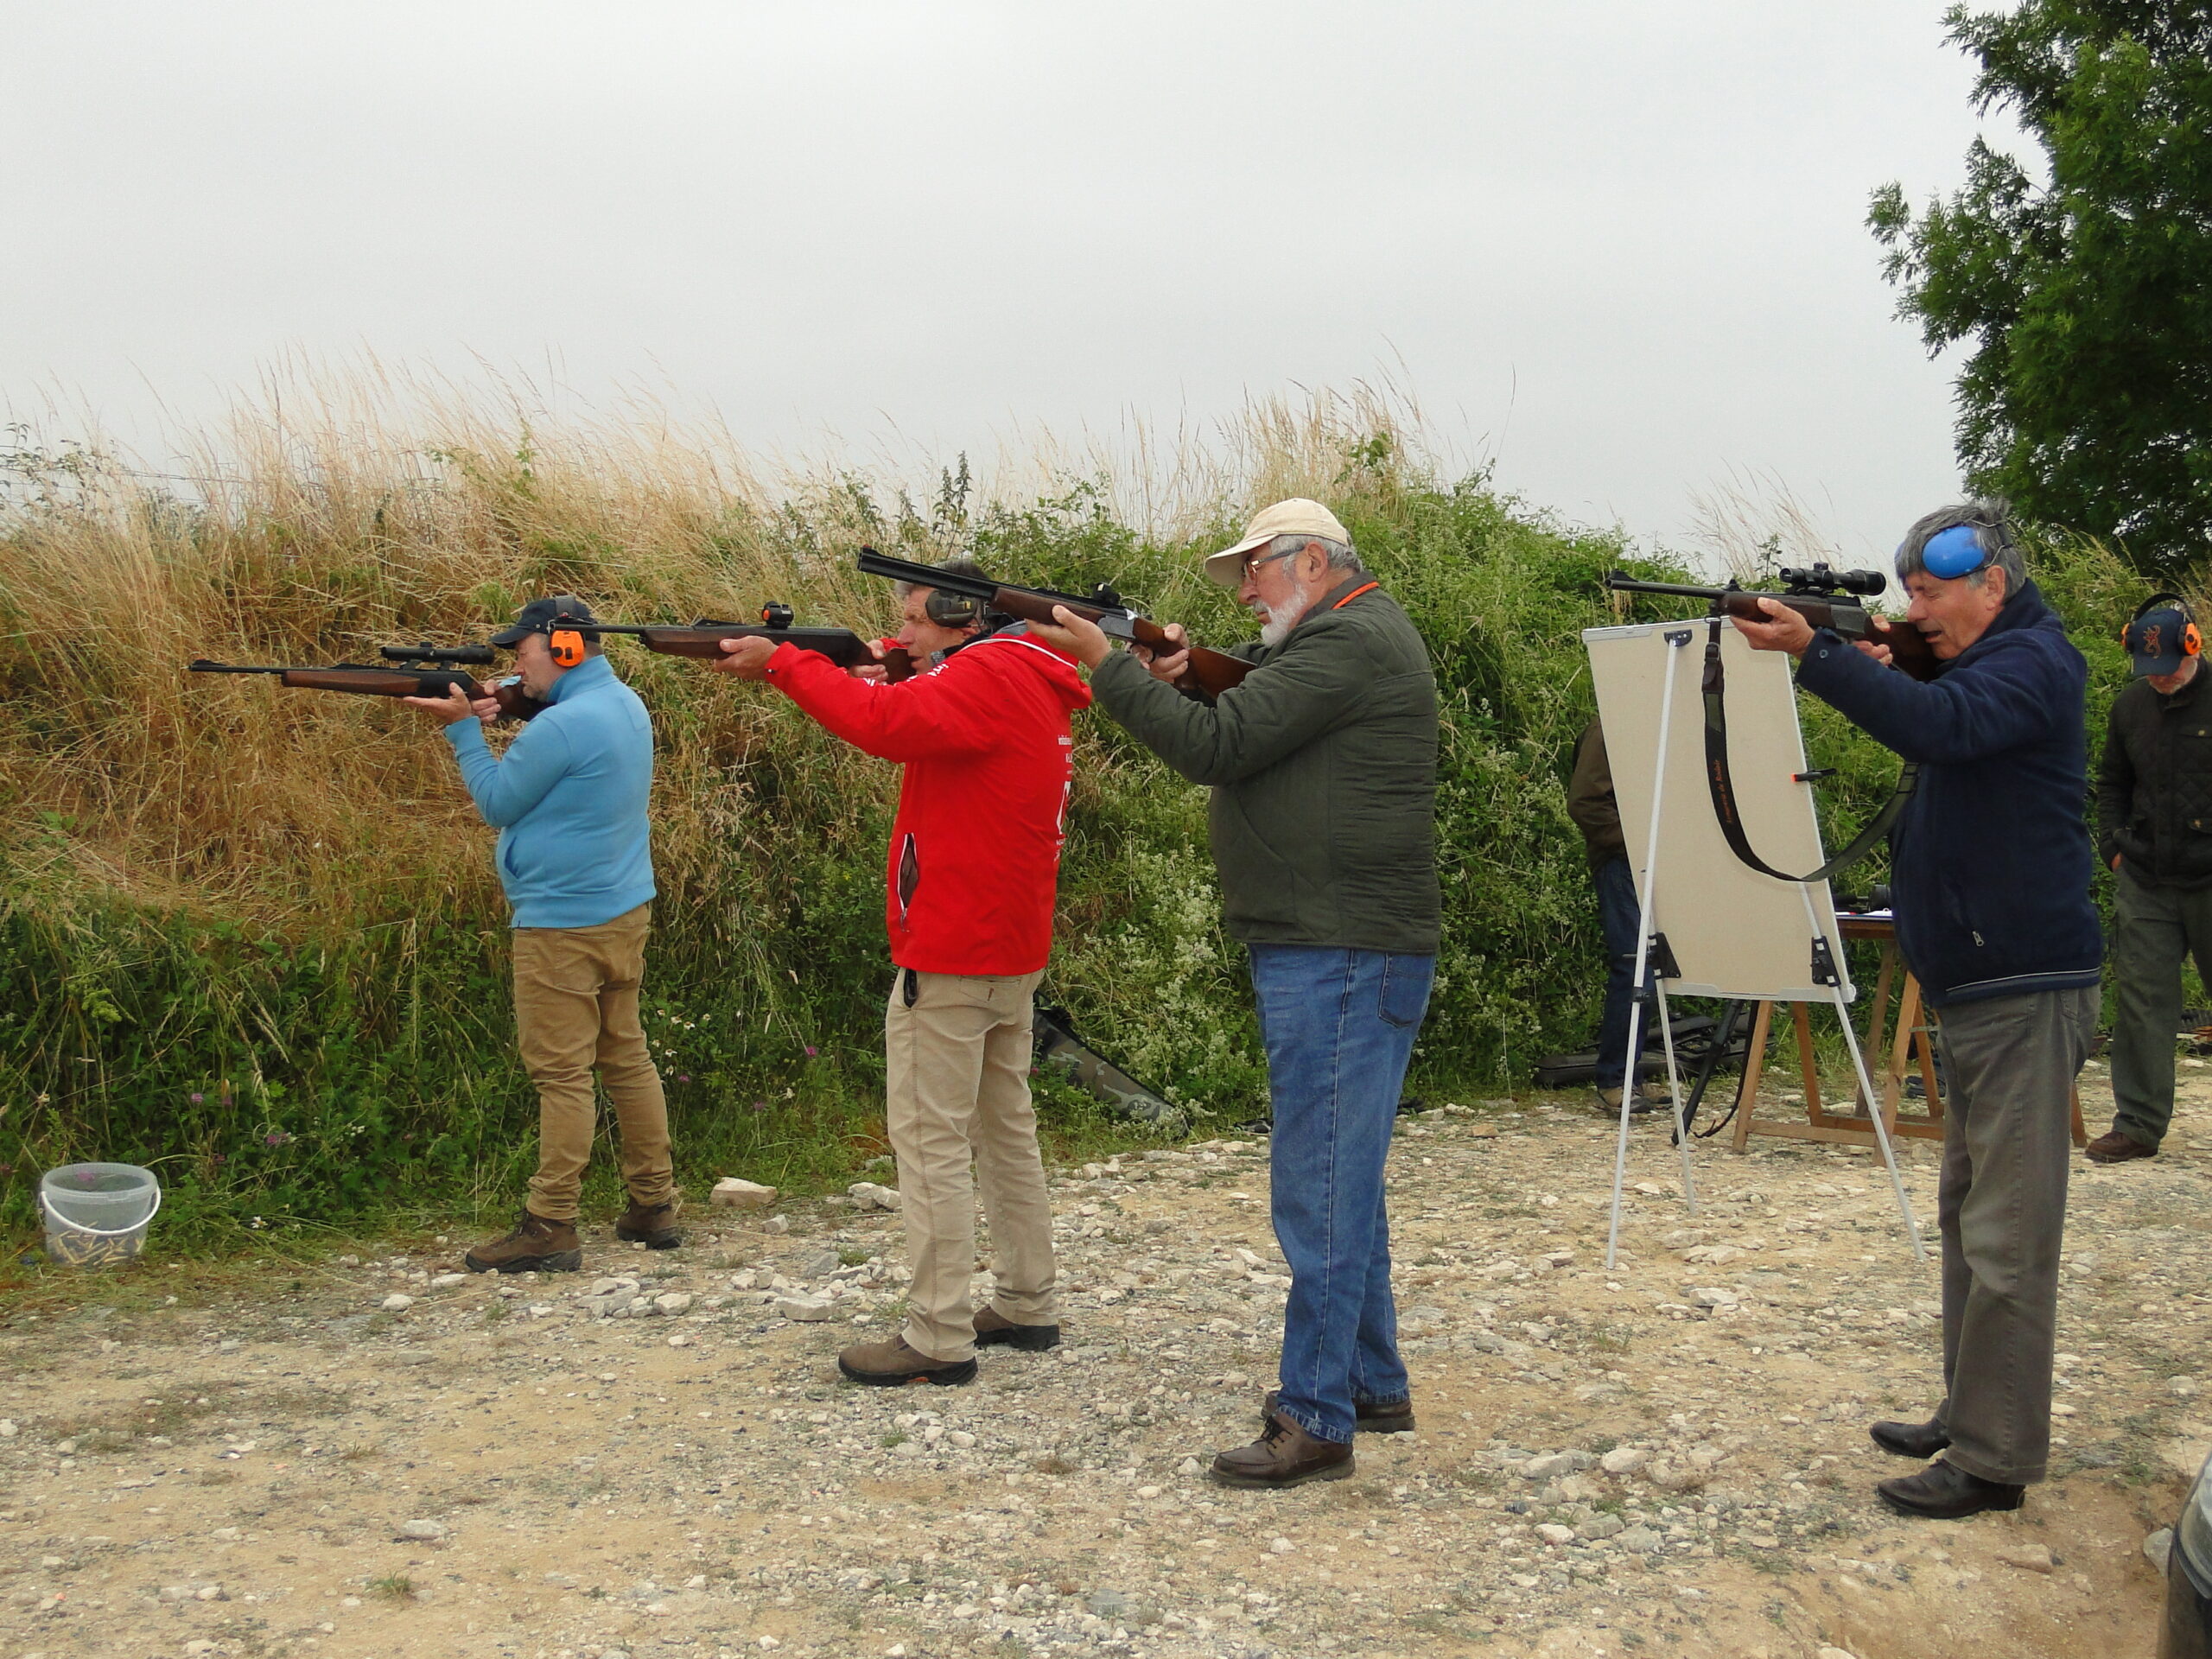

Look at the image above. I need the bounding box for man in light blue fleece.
[405,594,676,1274]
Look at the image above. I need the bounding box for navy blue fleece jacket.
[1791,580,2100,1008]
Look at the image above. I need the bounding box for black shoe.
[614,1198,683,1249]
[1262,1389,1415,1433]
[1876,1459,2024,1519]
[1871,1418,1951,1459]
[974,1306,1060,1351]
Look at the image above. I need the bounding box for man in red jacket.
[711,560,1090,1385]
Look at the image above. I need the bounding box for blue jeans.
[1592,855,1648,1089]
[1249,944,1435,1445]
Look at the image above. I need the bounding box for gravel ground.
[3,1061,2206,1659]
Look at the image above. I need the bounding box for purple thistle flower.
[188,1091,205,1104]
[804,1045,818,1057]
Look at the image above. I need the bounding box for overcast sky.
[2,3,2013,563]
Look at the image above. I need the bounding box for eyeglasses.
[1240,546,1300,582]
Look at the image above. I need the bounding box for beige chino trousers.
[885,967,1058,1362]
[512,904,675,1222]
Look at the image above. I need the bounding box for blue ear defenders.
[1920,524,1988,579]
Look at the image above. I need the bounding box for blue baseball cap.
[2125,606,2193,677]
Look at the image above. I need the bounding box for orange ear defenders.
[549,627,587,669]
[2125,593,2202,660]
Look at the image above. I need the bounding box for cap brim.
[1205,531,1274,589]
[2133,651,2184,677]
[486,624,531,647]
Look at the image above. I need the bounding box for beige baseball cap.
[1203,498,1351,588]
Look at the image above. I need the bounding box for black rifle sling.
[1700,615,1916,885]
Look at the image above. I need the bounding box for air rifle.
[189,643,547,721]
[1602,564,1942,683]
[854,548,1255,701]
[570,604,915,682]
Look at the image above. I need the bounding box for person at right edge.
[2091,593,2212,1166]
[1735,500,2101,1522]
[1032,499,1440,1491]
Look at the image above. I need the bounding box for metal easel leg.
[1654,980,1697,1213]
[1606,627,1692,1272]
[1832,987,1929,1264]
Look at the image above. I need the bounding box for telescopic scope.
[1777,563,1886,597]
[381,643,496,665]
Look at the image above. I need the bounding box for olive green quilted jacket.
[1087,575,1440,955]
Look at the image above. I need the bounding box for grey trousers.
[1931,985,2098,1486]
[2108,872,2212,1150]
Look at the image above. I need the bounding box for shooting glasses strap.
[1700,615,1916,885]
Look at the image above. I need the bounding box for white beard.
[1254,581,1317,648]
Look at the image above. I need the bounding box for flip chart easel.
[1584,620,1926,1269]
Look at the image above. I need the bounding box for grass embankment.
[0,380,2169,1262]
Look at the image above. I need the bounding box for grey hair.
[1893,498,2026,592]
[1268,532,1365,575]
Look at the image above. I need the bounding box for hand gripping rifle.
[1600,564,1928,886]
[573,604,915,682]
[854,548,1255,700]
[189,643,547,721]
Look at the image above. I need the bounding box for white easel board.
[1582,620,1853,1004]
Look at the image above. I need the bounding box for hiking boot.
[836,1335,978,1388]
[464,1210,582,1274]
[1209,1410,1355,1490]
[1262,1389,1415,1433]
[615,1197,683,1249]
[975,1306,1060,1351]
[2085,1130,2156,1165]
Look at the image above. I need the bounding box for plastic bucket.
[40,1163,162,1268]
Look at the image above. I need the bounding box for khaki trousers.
[885,967,1057,1362]
[513,904,674,1222]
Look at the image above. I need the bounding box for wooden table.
[1727,914,2086,1154]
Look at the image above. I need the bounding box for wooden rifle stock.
[189,660,548,721]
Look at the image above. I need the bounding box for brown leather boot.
[1263,1389,1414,1433]
[836,1335,977,1387]
[463,1210,582,1274]
[2085,1129,2156,1164]
[1209,1410,1354,1489]
[975,1306,1061,1351]
[614,1197,683,1249]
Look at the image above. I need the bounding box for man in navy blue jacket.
[1736,501,2101,1521]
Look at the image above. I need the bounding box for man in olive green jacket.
[1035,498,1440,1491]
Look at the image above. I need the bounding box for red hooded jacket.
[761,630,1092,976]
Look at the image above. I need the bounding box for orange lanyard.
[1332,582,1379,610]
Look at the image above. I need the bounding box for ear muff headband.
[550,628,586,668]
[2126,593,2202,659]
[1920,524,1988,579]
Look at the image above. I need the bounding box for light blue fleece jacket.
[443,654,656,928]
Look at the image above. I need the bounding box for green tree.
[1870,2,2212,562]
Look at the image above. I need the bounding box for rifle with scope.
[854,548,1256,701]
[566,604,916,682]
[189,643,548,721]
[1602,563,1942,683]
